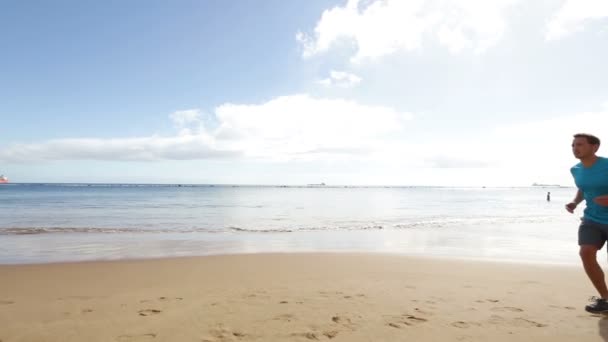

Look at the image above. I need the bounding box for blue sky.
[2,0,608,186]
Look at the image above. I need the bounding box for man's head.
[572,133,601,159]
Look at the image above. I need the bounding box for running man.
[567,133,608,313]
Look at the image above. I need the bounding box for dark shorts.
[579,219,608,248]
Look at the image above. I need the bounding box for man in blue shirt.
[567,133,608,314]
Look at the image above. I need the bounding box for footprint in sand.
[488,314,506,324]
[514,318,548,328]
[385,313,428,328]
[202,325,248,341]
[451,321,481,328]
[287,317,351,340]
[487,315,547,327]
[115,333,156,341]
[138,309,162,316]
[411,299,435,305]
[290,332,320,340]
[323,331,339,339]
[141,297,183,303]
[331,316,349,324]
[491,307,524,313]
[158,296,183,301]
[343,294,366,299]
[319,292,365,300]
[331,314,359,330]
[291,330,338,340]
[475,299,500,303]
[413,308,433,316]
[244,293,270,300]
[451,321,470,328]
[81,308,93,314]
[0,300,14,305]
[549,305,575,310]
[273,313,296,322]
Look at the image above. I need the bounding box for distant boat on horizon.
[0,175,8,184]
[531,182,561,187]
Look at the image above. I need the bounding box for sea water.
[0,184,584,264]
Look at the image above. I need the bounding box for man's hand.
[594,195,608,206]
[565,202,577,213]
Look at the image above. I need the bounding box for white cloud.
[0,95,413,163]
[495,110,608,141]
[6,98,608,186]
[213,94,412,160]
[0,135,236,163]
[488,108,608,183]
[318,70,362,87]
[169,109,201,126]
[546,0,608,40]
[365,104,608,175]
[169,109,204,135]
[10,92,605,186]
[297,0,522,61]
[0,109,229,162]
[426,155,494,168]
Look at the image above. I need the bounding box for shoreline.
[0,250,583,267]
[0,223,580,266]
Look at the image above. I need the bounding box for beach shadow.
[598,316,608,341]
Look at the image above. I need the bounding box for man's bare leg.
[580,245,608,298]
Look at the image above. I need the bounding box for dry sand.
[0,253,606,341]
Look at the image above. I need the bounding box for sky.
[1,0,608,186]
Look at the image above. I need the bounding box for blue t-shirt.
[571,156,608,224]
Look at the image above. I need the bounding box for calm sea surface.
[0,184,585,264]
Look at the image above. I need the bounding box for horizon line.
[1,182,574,188]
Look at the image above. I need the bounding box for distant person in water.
[547,192,551,202]
[567,133,608,314]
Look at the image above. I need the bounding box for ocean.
[0,184,584,265]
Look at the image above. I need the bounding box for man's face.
[572,137,597,159]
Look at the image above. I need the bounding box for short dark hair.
[574,133,601,146]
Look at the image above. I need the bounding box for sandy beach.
[0,253,606,342]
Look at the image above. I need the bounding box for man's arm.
[572,189,583,205]
[566,189,583,213]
